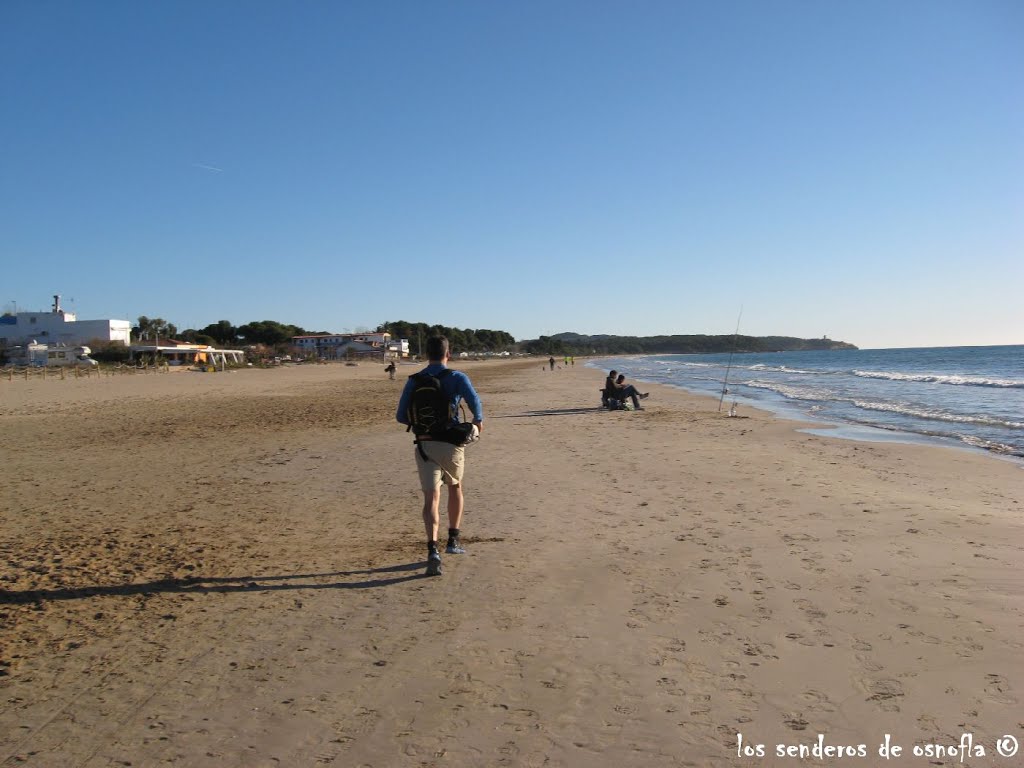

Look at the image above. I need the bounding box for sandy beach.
[1,360,1021,767]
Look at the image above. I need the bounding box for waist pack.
[441,422,476,446]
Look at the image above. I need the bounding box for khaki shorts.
[415,440,466,491]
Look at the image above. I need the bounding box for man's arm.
[456,373,484,430]
[396,378,414,425]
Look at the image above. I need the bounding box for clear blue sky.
[2,1,1021,349]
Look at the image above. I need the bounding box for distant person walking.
[397,336,484,576]
[549,356,556,371]
[385,361,396,380]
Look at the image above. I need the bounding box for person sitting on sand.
[604,369,619,403]
[612,373,649,410]
[602,369,618,408]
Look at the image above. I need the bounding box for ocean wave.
[838,417,1024,457]
[960,435,1024,457]
[853,370,1024,388]
[747,364,818,374]
[744,380,834,401]
[850,400,1024,430]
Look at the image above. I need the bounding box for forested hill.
[521,332,857,356]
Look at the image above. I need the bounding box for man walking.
[397,336,484,576]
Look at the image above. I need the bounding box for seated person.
[611,373,649,410]
[603,369,620,408]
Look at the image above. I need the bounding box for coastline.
[587,349,1024,465]
[655,373,1024,467]
[2,359,1022,766]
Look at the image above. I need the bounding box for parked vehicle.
[22,342,99,367]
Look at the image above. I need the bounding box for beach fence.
[2,363,173,382]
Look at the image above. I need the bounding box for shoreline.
[2,359,1022,766]
[584,354,1024,466]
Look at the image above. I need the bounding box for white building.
[292,332,409,359]
[386,338,410,358]
[0,296,131,349]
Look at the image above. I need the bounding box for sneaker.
[640,392,650,399]
[426,551,442,576]
[445,540,466,555]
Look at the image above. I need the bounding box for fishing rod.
[718,306,743,413]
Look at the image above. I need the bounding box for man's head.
[609,369,618,378]
[426,336,450,363]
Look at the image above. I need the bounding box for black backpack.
[406,369,454,438]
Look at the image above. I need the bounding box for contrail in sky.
[192,163,224,172]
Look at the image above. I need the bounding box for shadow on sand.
[495,407,603,418]
[0,562,429,604]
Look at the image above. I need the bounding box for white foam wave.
[747,364,817,374]
[850,400,1024,430]
[853,370,1024,388]
[960,435,1023,456]
[745,380,834,401]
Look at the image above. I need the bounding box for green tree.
[196,320,237,345]
[237,320,305,346]
[133,316,177,342]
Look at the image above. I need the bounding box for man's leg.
[446,483,465,553]
[620,385,639,409]
[422,487,444,575]
[417,442,445,575]
[623,385,645,409]
[422,487,442,544]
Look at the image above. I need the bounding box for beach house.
[0,296,131,349]
[292,332,409,360]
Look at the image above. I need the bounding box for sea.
[591,345,1024,461]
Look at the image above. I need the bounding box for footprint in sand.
[742,642,779,660]
[785,632,816,647]
[783,714,810,731]
[794,599,827,620]
[656,676,686,696]
[889,598,919,613]
[855,653,884,673]
[858,678,904,712]
[983,673,1016,705]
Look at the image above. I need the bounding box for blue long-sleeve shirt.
[396,363,484,427]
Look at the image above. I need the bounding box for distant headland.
[520,332,857,356]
